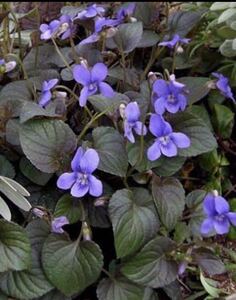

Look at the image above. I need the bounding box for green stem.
[51,38,71,70]
[102,268,114,280]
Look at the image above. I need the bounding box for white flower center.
[167,94,176,103]
[159,135,170,145]
[77,173,88,186]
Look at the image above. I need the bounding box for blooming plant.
[0,2,236,300]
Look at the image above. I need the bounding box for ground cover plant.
[0,1,236,299]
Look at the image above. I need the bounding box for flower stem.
[51,38,71,70]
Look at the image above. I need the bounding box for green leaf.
[42,235,103,296]
[194,249,226,275]
[54,194,82,224]
[212,104,234,138]
[0,220,53,300]
[152,176,185,230]
[210,2,232,10]
[167,10,204,38]
[20,102,61,124]
[0,176,31,211]
[121,236,178,288]
[23,45,73,74]
[174,222,190,243]
[134,2,157,28]
[0,291,7,299]
[20,119,77,173]
[0,155,15,178]
[186,190,206,238]
[178,77,211,105]
[86,197,111,228]
[188,105,213,132]
[109,188,159,258]
[20,157,53,186]
[0,80,33,116]
[110,22,143,53]
[97,276,145,300]
[220,39,236,57]
[137,30,159,48]
[89,92,129,114]
[0,196,11,221]
[218,8,236,24]
[143,287,159,300]
[162,281,182,300]
[36,290,71,300]
[200,272,221,298]
[169,111,217,157]
[153,156,186,177]
[93,126,128,177]
[0,220,31,272]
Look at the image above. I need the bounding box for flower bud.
[82,222,92,241]
[130,17,137,23]
[54,91,67,100]
[32,207,45,218]
[176,45,184,54]
[119,103,126,119]
[106,27,118,38]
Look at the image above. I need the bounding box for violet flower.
[39,20,61,40]
[212,72,235,103]
[201,191,236,235]
[75,4,105,20]
[159,34,191,49]
[51,216,69,234]
[147,114,190,161]
[38,79,58,108]
[152,75,187,115]
[0,59,16,73]
[57,147,103,198]
[79,17,118,46]
[58,15,75,40]
[112,3,136,26]
[123,102,147,143]
[73,62,114,107]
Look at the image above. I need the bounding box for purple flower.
[152,75,187,115]
[51,216,69,234]
[58,15,75,40]
[0,59,16,73]
[75,4,105,20]
[79,17,118,46]
[201,192,236,235]
[73,62,114,107]
[147,114,190,161]
[212,72,235,103]
[57,147,103,198]
[115,3,136,25]
[39,20,61,40]
[38,79,58,108]
[124,102,147,143]
[178,261,188,275]
[159,34,191,49]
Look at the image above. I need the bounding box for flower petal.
[79,149,99,174]
[154,96,166,115]
[160,140,177,157]
[165,101,180,114]
[79,33,100,45]
[170,132,190,148]
[203,193,216,217]
[88,175,103,197]
[227,212,236,226]
[201,218,214,235]
[71,182,89,198]
[51,216,69,234]
[125,102,140,122]
[134,121,147,136]
[153,79,169,96]
[39,91,52,107]
[99,82,114,97]
[46,79,59,90]
[79,86,89,107]
[149,114,166,137]
[71,147,84,171]
[147,141,161,161]
[91,63,108,82]
[213,218,230,235]
[73,65,90,85]
[124,121,135,143]
[57,172,76,190]
[215,196,229,214]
